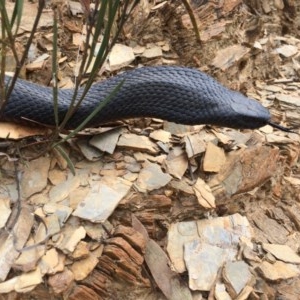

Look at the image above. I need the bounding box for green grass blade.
[80,0,120,100]
[10,0,24,35]
[52,10,59,128]
[0,0,45,114]
[0,4,7,107]
[84,0,109,73]
[55,79,124,145]
[57,0,110,130]
[0,1,14,45]
[53,145,76,175]
[58,0,122,130]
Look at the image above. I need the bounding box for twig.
[5,161,22,232]
[181,0,202,46]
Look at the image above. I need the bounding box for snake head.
[229,91,271,129]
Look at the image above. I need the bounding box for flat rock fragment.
[135,162,172,192]
[149,129,171,143]
[73,177,132,222]
[164,147,188,179]
[0,277,18,294]
[34,214,61,243]
[14,238,45,272]
[236,285,254,300]
[193,178,215,208]
[133,45,146,54]
[257,261,300,281]
[0,197,11,229]
[274,93,300,127]
[38,248,63,275]
[2,1,53,33]
[252,211,288,244]
[71,246,103,281]
[201,20,231,42]
[145,239,193,300]
[69,1,84,15]
[276,94,300,108]
[76,138,103,161]
[223,261,252,297]
[212,45,250,70]
[49,175,81,203]
[209,145,279,199]
[166,221,198,273]
[223,130,252,146]
[262,243,300,264]
[276,45,298,57]
[75,160,104,173]
[264,85,282,93]
[124,155,141,173]
[259,124,274,134]
[71,256,98,281]
[284,176,300,187]
[0,122,47,139]
[118,133,159,154]
[265,133,294,144]
[163,121,194,135]
[55,226,86,254]
[72,32,84,46]
[48,268,75,294]
[142,46,163,59]
[72,241,90,260]
[215,283,232,300]
[167,213,252,291]
[170,179,194,195]
[15,267,43,293]
[184,241,228,291]
[184,133,206,158]
[48,169,67,186]
[26,54,50,71]
[203,142,226,173]
[43,203,73,225]
[84,221,113,241]
[90,127,123,154]
[0,267,43,294]
[0,208,34,281]
[138,153,167,165]
[109,44,135,71]
[20,156,50,198]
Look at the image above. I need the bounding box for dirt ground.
[0,0,300,299]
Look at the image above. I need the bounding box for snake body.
[2,66,272,129]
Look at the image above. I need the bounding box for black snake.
[0,66,286,131]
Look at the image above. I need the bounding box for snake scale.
[0,66,285,130]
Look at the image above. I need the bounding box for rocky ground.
[0,0,300,299]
